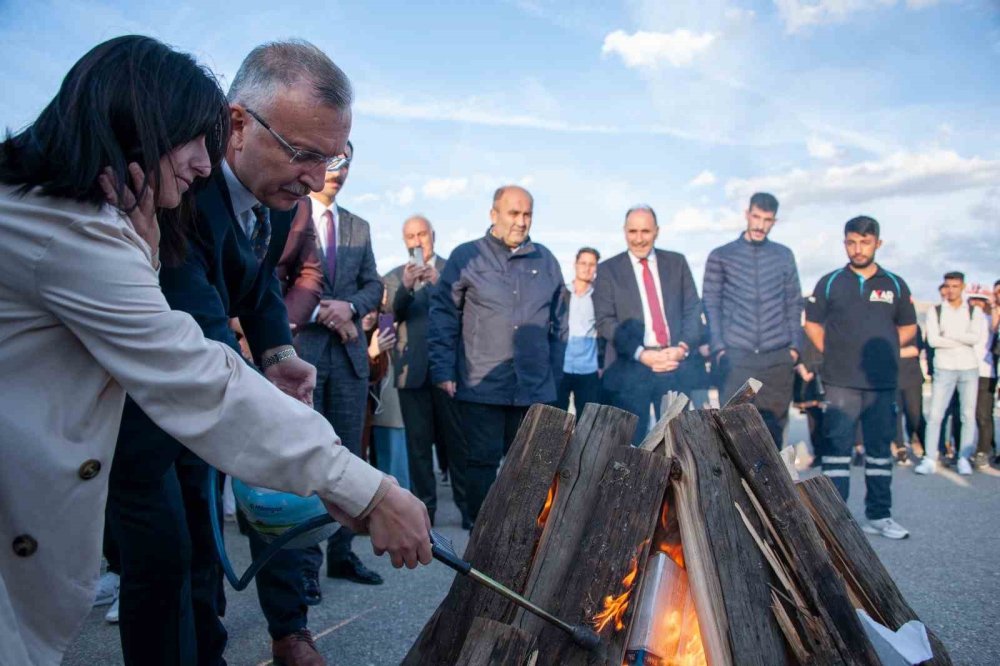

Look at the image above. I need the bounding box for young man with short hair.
[556,247,603,412]
[805,216,917,539]
[916,272,989,476]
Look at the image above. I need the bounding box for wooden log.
[714,405,881,666]
[797,475,953,665]
[530,445,671,665]
[639,391,689,453]
[455,617,537,666]
[403,404,576,666]
[722,377,762,407]
[665,409,790,666]
[512,403,637,637]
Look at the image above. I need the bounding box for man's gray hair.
[625,204,657,226]
[228,39,353,112]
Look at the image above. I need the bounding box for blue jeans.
[924,368,979,461]
[373,426,411,490]
[820,385,895,520]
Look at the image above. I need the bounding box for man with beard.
[703,192,803,448]
[804,216,916,539]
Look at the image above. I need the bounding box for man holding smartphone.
[384,216,470,527]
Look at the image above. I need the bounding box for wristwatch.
[261,347,297,369]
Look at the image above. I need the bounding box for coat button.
[12,535,37,557]
[78,459,102,480]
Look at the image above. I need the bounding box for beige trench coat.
[0,186,385,665]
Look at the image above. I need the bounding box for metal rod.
[467,568,576,635]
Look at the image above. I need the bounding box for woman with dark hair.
[0,36,429,666]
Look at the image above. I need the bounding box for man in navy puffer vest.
[703,192,803,447]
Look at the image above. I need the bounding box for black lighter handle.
[429,530,471,575]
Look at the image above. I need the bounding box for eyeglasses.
[245,108,351,172]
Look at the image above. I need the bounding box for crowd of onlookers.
[15,35,990,666]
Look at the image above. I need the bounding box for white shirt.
[310,195,340,259]
[926,301,988,372]
[629,250,669,358]
[221,160,260,237]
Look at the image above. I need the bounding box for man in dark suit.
[107,42,392,666]
[383,215,468,528]
[593,205,701,445]
[278,139,385,597]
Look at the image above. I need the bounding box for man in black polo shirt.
[805,216,917,540]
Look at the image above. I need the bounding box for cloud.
[602,29,717,68]
[422,177,469,201]
[351,193,381,205]
[725,150,1000,208]
[806,136,840,159]
[386,186,415,207]
[669,206,743,232]
[688,170,717,187]
[773,0,940,34]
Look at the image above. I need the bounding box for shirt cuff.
[357,475,394,521]
[309,305,320,323]
[633,345,645,361]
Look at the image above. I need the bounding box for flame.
[658,498,686,569]
[536,477,558,528]
[593,551,640,633]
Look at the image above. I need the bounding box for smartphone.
[408,247,426,268]
[377,313,395,335]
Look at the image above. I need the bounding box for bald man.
[429,187,566,522]
[383,216,469,528]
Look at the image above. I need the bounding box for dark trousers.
[460,402,529,521]
[610,370,678,446]
[554,371,602,414]
[251,340,368,638]
[821,385,895,520]
[720,349,795,448]
[398,384,468,524]
[108,403,227,666]
[896,383,925,446]
[103,511,121,575]
[804,405,825,459]
[976,376,997,456]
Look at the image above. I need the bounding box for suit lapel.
[333,206,353,292]
[619,254,643,320]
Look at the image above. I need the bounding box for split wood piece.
[512,403,637,638]
[714,405,881,666]
[664,409,789,666]
[402,404,576,666]
[455,617,538,666]
[530,445,671,666]
[723,377,762,407]
[797,475,953,665]
[639,391,689,453]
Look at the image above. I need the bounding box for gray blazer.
[383,255,448,389]
[288,205,383,378]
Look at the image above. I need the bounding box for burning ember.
[624,500,706,666]
[593,551,641,633]
[537,478,558,529]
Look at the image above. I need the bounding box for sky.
[1,0,998,300]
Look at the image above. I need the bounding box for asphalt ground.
[66,407,1000,666]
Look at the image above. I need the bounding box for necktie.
[323,209,337,282]
[639,257,670,347]
[250,205,271,262]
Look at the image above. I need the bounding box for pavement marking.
[255,606,380,666]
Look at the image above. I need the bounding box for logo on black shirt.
[869,290,894,304]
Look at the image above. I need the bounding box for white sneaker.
[956,457,973,476]
[93,571,119,607]
[913,458,936,475]
[105,594,119,624]
[862,517,910,540]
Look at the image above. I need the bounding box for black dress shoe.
[326,552,383,585]
[302,572,322,606]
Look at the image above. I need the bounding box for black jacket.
[702,235,803,356]
[429,233,566,406]
[384,255,448,389]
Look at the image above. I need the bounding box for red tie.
[323,210,337,282]
[639,257,670,347]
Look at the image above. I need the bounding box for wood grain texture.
[455,617,537,666]
[402,404,576,666]
[668,409,790,666]
[797,475,952,666]
[531,445,671,666]
[714,405,881,666]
